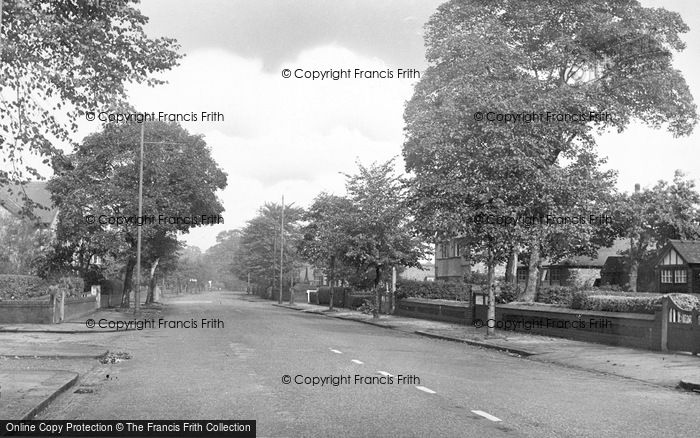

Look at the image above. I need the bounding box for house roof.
[543,238,630,268]
[661,240,700,265]
[0,181,58,226]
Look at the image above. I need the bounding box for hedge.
[0,275,85,301]
[396,280,471,301]
[570,291,663,314]
[0,275,50,300]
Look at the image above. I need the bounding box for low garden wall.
[396,297,473,325]
[0,295,98,324]
[0,299,53,324]
[63,296,99,321]
[490,304,661,351]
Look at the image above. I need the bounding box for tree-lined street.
[33,291,700,437]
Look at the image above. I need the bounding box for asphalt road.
[37,291,700,437]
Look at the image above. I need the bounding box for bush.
[396,280,471,301]
[56,276,84,298]
[0,275,50,301]
[358,299,376,315]
[495,283,520,304]
[570,291,663,314]
[465,272,488,285]
[537,285,576,306]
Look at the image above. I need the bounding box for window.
[439,243,449,259]
[661,270,673,284]
[517,269,528,282]
[550,268,561,282]
[453,241,461,258]
[675,269,687,284]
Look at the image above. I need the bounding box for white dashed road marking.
[351,359,364,364]
[329,349,342,354]
[471,410,502,422]
[377,371,394,377]
[170,300,212,304]
[415,386,436,394]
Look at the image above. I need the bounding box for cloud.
[128,46,415,249]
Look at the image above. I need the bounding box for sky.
[51,0,700,250]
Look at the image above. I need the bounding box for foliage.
[0,274,49,300]
[203,230,247,290]
[48,121,226,305]
[0,213,52,275]
[358,299,376,315]
[536,286,578,306]
[667,293,700,312]
[299,193,356,293]
[0,0,181,185]
[404,0,697,306]
[231,203,305,291]
[495,283,520,304]
[342,160,428,289]
[570,293,662,314]
[612,171,700,291]
[396,280,470,301]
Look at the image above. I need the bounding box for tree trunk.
[520,241,540,302]
[146,258,159,304]
[628,259,639,292]
[505,248,518,285]
[329,256,335,311]
[120,257,136,308]
[486,256,496,337]
[373,266,382,319]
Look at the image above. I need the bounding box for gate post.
[660,296,669,352]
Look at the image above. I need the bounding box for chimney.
[634,183,640,193]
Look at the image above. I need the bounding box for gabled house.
[0,182,59,275]
[655,240,700,295]
[0,182,59,231]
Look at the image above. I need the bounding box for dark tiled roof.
[0,181,58,225]
[666,240,700,265]
[544,238,630,268]
[601,256,625,273]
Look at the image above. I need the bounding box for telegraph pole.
[278,196,284,304]
[135,123,144,314]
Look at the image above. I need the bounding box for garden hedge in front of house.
[396,280,471,301]
[0,275,49,300]
[0,274,85,301]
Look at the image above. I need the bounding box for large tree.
[614,171,700,291]
[48,121,227,306]
[232,203,304,298]
[404,0,696,301]
[0,0,181,185]
[342,160,428,318]
[299,193,356,310]
[204,230,247,291]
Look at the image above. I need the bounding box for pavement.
[0,370,79,420]
[270,299,700,393]
[0,304,164,421]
